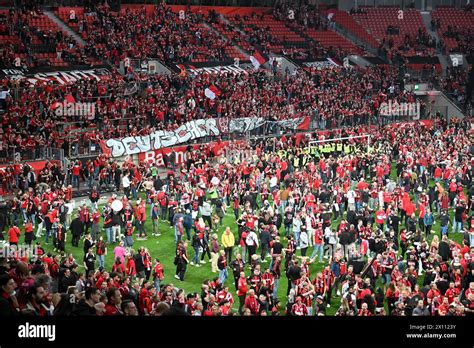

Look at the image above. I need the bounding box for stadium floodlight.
[308,134,372,156]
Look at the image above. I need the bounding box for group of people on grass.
[1,116,473,316]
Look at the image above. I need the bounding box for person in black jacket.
[83,234,95,256]
[286,259,301,295]
[230,254,245,290]
[134,248,146,281]
[339,229,350,259]
[452,200,466,234]
[111,212,123,243]
[83,248,96,277]
[406,214,417,233]
[439,210,451,236]
[388,214,400,235]
[438,235,451,261]
[70,215,84,247]
[58,268,76,293]
[72,287,100,316]
[259,228,271,261]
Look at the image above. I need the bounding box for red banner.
[137,140,240,166]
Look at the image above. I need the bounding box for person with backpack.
[196,226,210,265]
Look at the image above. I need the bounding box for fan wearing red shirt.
[434,166,442,181]
[152,259,164,293]
[8,224,21,246]
[105,288,123,316]
[358,303,372,316]
[375,208,386,231]
[237,272,248,314]
[464,283,474,301]
[244,289,260,315]
[291,296,308,316]
[126,255,136,279]
[72,161,81,189]
[437,297,450,316]
[217,287,234,306]
[426,284,441,305]
[24,221,34,245]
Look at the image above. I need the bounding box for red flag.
[296,117,311,130]
[99,140,111,157]
[205,85,221,100]
[64,94,75,103]
[49,101,61,110]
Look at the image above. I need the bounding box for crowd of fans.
[0,117,473,316]
[80,5,229,66]
[0,2,472,318]
[0,60,424,164]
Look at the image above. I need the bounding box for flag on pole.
[249,51,267,70]
[327,4,337,20]
[204,85,221,100]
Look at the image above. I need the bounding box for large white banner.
[101,116,310,158]
[0,66,112,85]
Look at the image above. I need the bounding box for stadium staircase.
[301,26,365,55]
[352,8,430,57]
[43,10,87,47]
[420,11,440,44]
[202,20,249,61]
[216,15,253,60]
[227,14,310,56]
[319,10,379,56]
